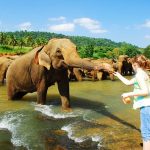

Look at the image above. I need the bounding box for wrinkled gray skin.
[6,38,104,109]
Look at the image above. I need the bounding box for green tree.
[106,51,114,58]
[144,45,150,58]
[120,44,141,57]
[24,36,33,46]
[112,48,120,59]
[18,37,25,48]
[77,46,86,58]
[84,44,94,58]
[0,32,7,45]
[7,35,17,48]
[93,46,107,58]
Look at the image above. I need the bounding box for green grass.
[0,45,32,55]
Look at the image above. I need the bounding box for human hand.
[113,72,121,77]
[121,93,131,104]
[122,97,131,104]
[121,93,130,98]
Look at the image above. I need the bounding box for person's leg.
[140,107,150,150]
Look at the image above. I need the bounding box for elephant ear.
[34,46,51,70]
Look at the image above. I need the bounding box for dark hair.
[130,55,147,69]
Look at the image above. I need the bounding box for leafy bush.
[0,45,13,50]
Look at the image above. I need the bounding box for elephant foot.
[61,107,72,112]
[12,92,27,100]
[40,102,46,105]
[37,100,46,105]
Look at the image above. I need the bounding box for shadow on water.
[22,94,140,132]
[72,96,140,132]
[0,81,140,132]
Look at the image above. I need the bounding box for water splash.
[91,135,103,149]
[61,123,88,143]
[0,112,29,149]
[34,104,83,119]
[61,122,102,148]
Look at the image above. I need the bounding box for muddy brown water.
[0,79,142,150]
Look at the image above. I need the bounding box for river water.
[0,79,142,150]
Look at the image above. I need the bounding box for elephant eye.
[56,48,61,54]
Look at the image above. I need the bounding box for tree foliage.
[144,45,150,58]
[0,31,142,58]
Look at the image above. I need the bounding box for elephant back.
[118,55,128,62]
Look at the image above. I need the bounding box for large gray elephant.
[6,38,109,110]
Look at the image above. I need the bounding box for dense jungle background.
[0,31,150,59]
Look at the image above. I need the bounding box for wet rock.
[55,145,67,150]
[0,129,14,149]
[44,129,99,150]
[0,129,12,142]
[53,130,66,136]
[46,137,56,144]
[45,137,63,150]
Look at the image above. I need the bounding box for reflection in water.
[0,80,142,149]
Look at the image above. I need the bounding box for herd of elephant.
[68,55,136,81]
[0,38,149,110]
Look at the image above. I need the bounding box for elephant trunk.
[66,58,96,70]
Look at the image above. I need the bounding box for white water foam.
[61,123,88,143]
[34,104,83,119]
[34,103,103,122]
[0,112,29,149]
[61,123,102,148]
[82,110,94,122]
[91,135,103,149]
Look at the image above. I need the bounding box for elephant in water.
[6,38,109,110]
[0,55,19,84]
[83,58,116,81]
[68,68,84,81]
[117,55,134,75]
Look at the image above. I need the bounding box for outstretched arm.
[122,72,149,98]
[113,72,135,85]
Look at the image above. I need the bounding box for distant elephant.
[122,58,134,75]
[117,55,134,75]
[0,55,19,84]
[6,38,108,110]
[91,59,115,81]
[118,55,133,76]
[146,58,150,70]
[68,68,84,81]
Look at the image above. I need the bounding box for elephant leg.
[102,72,107,80]
[13,92,27,100]
[91,70,97,81]
[97,72,103,80]
[57,78,70,109]
[73,68,82,81]
[0,76,4,84]
[7,87,27,100]
[7,83,16,100]
[37,79,48,105]
[0,67,8,84]
[121,67,123,75]
[37,89,47,104]
[109,73,115,81]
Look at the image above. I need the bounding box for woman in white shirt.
[114,55,150,150]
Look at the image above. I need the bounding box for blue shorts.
[140,106,150,141]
